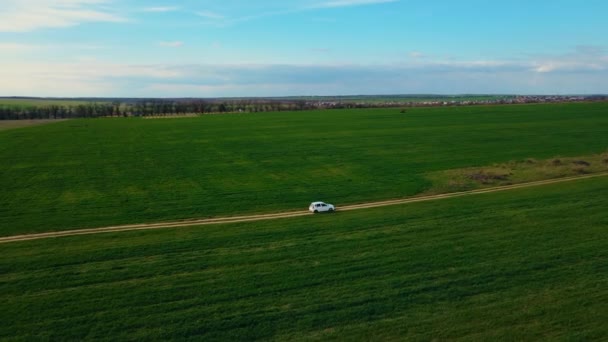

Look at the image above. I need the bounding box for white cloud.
[143,6,180,13]
[193,1,396,28]
[193,10,233,27]
[313,0,399,8]
[409,51,425,59]
[533,61,605,73]
[1,47,607,97]
[0,43,39,52]
[531,46,608,73]
[3,77,115,97]
[0,0,127,32]
[143,82,341,98]
[311,17,337,23]
[195,10,226,19]
[0,62,183,82]
[159,41,184,48]
[0,42,109,60]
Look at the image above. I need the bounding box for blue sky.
[0,0,607,97]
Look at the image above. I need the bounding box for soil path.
[2,172,607,244]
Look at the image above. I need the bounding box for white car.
[309,201,335,213]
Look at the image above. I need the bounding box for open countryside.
[2,103,608,236]
[1,101,608,340]
[2,0,608,340]
[2,176,607,340]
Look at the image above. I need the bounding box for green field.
[1,102,608,236]
[0,98,94,108]
[1,177,607,340]
[2,102,607,340]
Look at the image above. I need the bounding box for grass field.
[0,98,93,108]
[1,102,608,236]
[1,177,607,340]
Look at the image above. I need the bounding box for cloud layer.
[313,0,399,8]
[0,0,126,32]
[1,48,606,97]
[0,1,606,97]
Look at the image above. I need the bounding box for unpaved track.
[2,172,607,244]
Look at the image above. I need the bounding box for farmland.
[2,102,608,340]
[1,102,608,236]
[0,98,94,108]
[1,177,607,340]
[0,119,67,132]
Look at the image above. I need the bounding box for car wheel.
[329,208,335,212]
[314,210,318,213]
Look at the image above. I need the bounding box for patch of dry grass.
[0,119,67,131]
[425,152,608,194]
[141,114,200,119]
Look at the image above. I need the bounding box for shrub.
[572,160,591,166]
[467,171,510,184]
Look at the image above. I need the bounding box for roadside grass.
[142,113,201,119]
[425,151,608,194]
[1,102,608,236]
[1,177,607,340]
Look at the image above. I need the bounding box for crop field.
[2,102,607,340]
[1,177,607,340]
[0,98,94,108]
[1,102,608,236]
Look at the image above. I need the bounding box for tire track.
[2,172,607,244]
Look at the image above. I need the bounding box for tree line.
[0,99,312,120]
[0,98,427,120]
[2,96,606,120]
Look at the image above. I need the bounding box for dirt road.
[2,172,607,244]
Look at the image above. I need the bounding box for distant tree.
[218,103,227,113]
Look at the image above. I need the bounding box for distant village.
[305,95,606,109]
